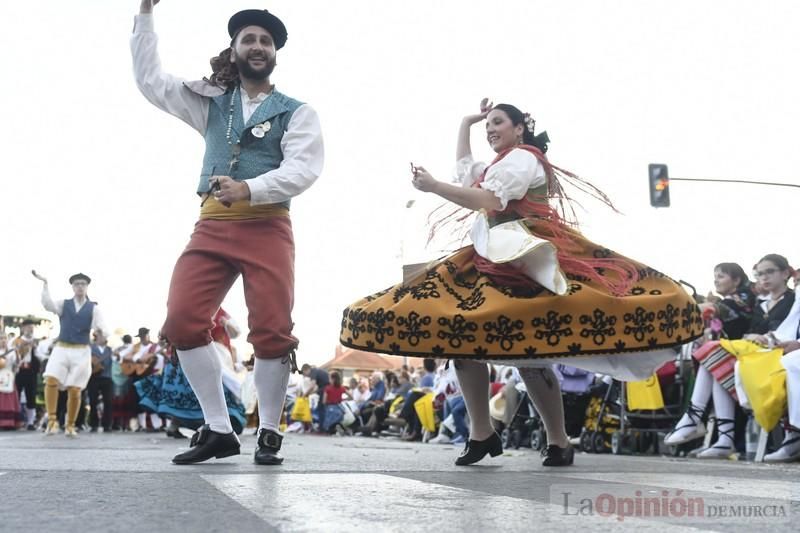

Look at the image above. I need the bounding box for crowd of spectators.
[2,254,799,464]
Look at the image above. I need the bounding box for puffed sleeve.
[479,149,545,209]
[453,155,487,188]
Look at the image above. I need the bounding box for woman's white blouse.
[455,148,546,210]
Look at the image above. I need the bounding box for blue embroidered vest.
[199,88,303,209]
[58,299,95,345]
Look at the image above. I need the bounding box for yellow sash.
[200,196,289,220]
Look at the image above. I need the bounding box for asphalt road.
[0,430,798,532]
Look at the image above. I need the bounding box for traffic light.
[648,164,670,207]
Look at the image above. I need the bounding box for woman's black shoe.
[172,425,240,465]
[541,444,574,466]
[455,432,503,466]
[254,428,284,465]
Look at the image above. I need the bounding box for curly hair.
[207,47,240,91]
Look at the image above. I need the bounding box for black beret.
[68,273,91,285]
[228,9,287,49]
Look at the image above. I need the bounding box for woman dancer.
[340,99,703,466]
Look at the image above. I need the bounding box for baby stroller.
[499,388,547,451]
[580,345,692,455]
[579,380,621,453]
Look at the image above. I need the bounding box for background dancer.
[341,98,703,467]
[14,319,41,430]
[32,270,109,437]
[131,0,323,464]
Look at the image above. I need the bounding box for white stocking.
[254,356,291,433]
[711,380,735,448]
[454,360,495,441]
[519,366,569,447]
[690,366,713,410]
[673,366,713,428]
[178,344,232,434]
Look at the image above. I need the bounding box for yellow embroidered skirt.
[340,219,703,366]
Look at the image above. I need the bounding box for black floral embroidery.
[629,287,646,296]
[410,280,440,300]
[614,340,626,351]
[524,346,538,357]
[432,345,445,356]
[532,311,573,347]
[483,315,526,352]
[366,308,396,345]
[567,283,583,296]
[366,340,375,350]
[346,309,368,340]
[396,312,432,347]
[567,342,582,354]
[649,289,663,295]
[623,307,656,342]
[392,286,411,303]
[648,337,659,348]
[637,267,666,279]
[474,346,488,357]
[593,248,613,259]
[364,287,392,303]
[437,314,478,349]
[456,289,486,311]
[389,342,401,354]
[657,304,680,338]
[681,302,702,329]
[579,309,618,345]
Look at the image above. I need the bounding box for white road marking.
[202,473,714,532]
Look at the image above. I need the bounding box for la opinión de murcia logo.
[560,490,789,523]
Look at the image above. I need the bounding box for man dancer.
[132,1,324,465]
[14,319,41,430]
[32,271,109,437]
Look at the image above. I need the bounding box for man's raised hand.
[31,270,47,284]
[139,0,161,14]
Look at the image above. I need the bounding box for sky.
[3,0,800,364]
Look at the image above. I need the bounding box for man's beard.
[234,54,275,81]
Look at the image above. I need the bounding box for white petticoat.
[470,211,567,295]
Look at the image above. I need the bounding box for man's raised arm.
[131,0,209,135]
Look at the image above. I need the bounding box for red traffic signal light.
[648,164,670,207]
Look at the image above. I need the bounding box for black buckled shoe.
[455,432,503,466]
[172,425,240,465]
[254,428,284,465]
[541,444,575,467]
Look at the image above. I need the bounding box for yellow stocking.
[66,387,82,429]
[44,376,60,420]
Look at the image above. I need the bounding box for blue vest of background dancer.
[198,89,303,209]
[58,300,96,345]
